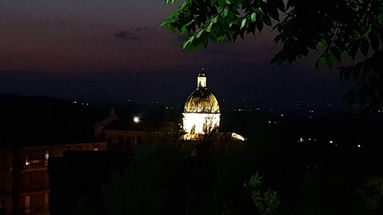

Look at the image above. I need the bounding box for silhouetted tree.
[162,0,383,109]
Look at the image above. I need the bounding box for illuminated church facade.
[182,70,221,139]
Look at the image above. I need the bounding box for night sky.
[0,0,352,108]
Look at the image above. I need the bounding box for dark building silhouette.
[0,141,107,215]
[48,151,130,215]
[0,109,171,215]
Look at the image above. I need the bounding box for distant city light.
[45,151,50,160]
[133,116,140,123]
[357,144,361,148]
[329,140,334,144]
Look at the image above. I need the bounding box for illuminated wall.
[197,76,206,88]
[182,113,220,134]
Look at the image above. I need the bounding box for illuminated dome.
[182,70,220,136]
[184,89,220,114]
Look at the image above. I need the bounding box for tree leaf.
[248,22,256,35]
[240,18,247,29]
[315,56,327,68]
[211,16,218,24]
[182,37,193,50]
[222,7,229,17]
[251,12,257,23]
[262,13,272,26]
[317,41,327,49]
[256,19,263,31]
[206,22,213,32]
[265,3,280,20]
[163,0,178,4]
[218,0,226,6]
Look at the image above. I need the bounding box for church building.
[182,70,221,139]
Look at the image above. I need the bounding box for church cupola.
[197,68,207,89]
[183,69,220,138]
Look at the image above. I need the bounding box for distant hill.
[0,94,183,147]
[0,94,105,147]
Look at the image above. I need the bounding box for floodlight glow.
[133,116,140,123]
[182,113,220,134]
[231,133,246,141]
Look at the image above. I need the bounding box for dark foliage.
[162,0,383,109]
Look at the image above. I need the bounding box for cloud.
[115,30,139,41]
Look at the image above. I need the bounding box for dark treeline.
[51,129,383,215]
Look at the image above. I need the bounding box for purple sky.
[0,0,276,72]
[0,0,352,107]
